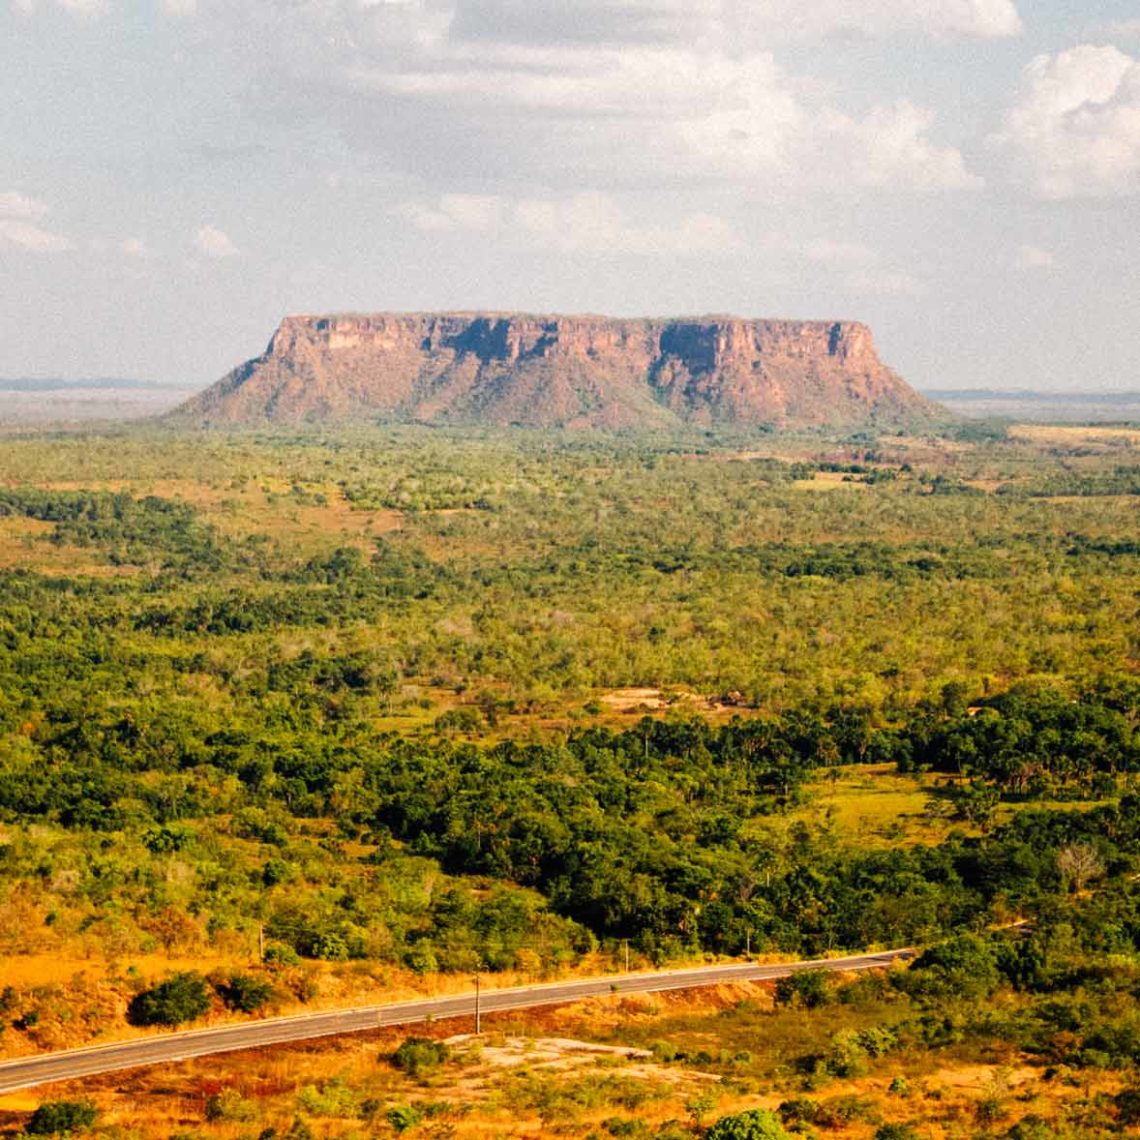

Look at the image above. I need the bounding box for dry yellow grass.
[2,979,1127,1140]
[0,516,134,576]
[792,472,873,492]
[26,477,404,557]
[1008,422,1140,447]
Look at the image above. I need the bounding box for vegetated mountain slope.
[170,312,946,430]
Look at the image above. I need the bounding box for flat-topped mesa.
[172,312,945,430]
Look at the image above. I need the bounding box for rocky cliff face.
[172,313,944,430]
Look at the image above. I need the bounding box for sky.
[2,1,1140,393]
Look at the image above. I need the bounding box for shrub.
[1004,1119,1066,1140]
[216,972,274,1013]
[404,940,439,975]
[296,1079,357,1117]
[262,857,292,886]
[263,943,301,968]
[204,1089,257,1122]
[706,1109,790,1140]
[856,1025,900,1058]
[25,1100,99,1135]
[813,1095,881,1129]
[975,1094,1009,1126]
[391,1036,451,1078]
[875,1126,919,1140]
[387,1104,424,1133]
[824,1030,870,1078]
[126,972,211,1027]
[777,1098,820,1125]
[604,1117,651,1138]
[1117,1087,1140,1127]
[774,969,831,1009]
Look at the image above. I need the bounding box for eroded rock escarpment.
[172,313,945,430]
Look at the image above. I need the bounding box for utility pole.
[258,923,265,963]
[745,931,751,959]
[622,939,630,973]
[474,964,482,1035]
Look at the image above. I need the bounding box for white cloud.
[767,232,922,293]
[844,268,926,296]
[0,219,72,252]
[993,44,1140,198]
[404,191,732,254]
[11,0,109,15]
[0,190,50,219]
[444,0,1022,45]
[802,238,878,266]
[1088,19,1140,41]
[122,237,148,257]
[1016,244,1055,269]
[728,0,1022,41]
[0,191,71,251]
[161,0,196,14]
[514,193,732,253]
[344,41,976,192]
[164,4,981,197]
[404,193,504,232]
[193,224,239,258]
[816,101,982,189]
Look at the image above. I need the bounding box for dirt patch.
[446,1033,651,1070]
[599,688,670,710]
[931,1063,1036,1091]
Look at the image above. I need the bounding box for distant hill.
[926,388,1140,424]
[0,378,155,391]
[168,312,946,431]
[0,379,195,425]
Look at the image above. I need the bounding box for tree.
[685,1091,719,1129]
[904,934,1000,1000]
[127,971,211,1027]
[1056,843,1104,893]
[706,1109,790,1140]
[945,780,999,829]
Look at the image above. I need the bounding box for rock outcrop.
[171,312,944,430]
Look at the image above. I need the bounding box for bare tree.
[1057,843,1104,893]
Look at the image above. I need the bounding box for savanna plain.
[1,421,1139,1140]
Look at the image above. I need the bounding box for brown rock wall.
[171,312,945,430]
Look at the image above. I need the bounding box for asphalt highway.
[0,948,913,1094]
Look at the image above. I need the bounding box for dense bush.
[706,1109,790,1140]
[390,1037,451,1078]
[25,1100,99,1135]
[774,969,832,1009]
[215,973,275,1014]
[126,972,211,1027]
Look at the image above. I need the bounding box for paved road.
[0,948,912,1094]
